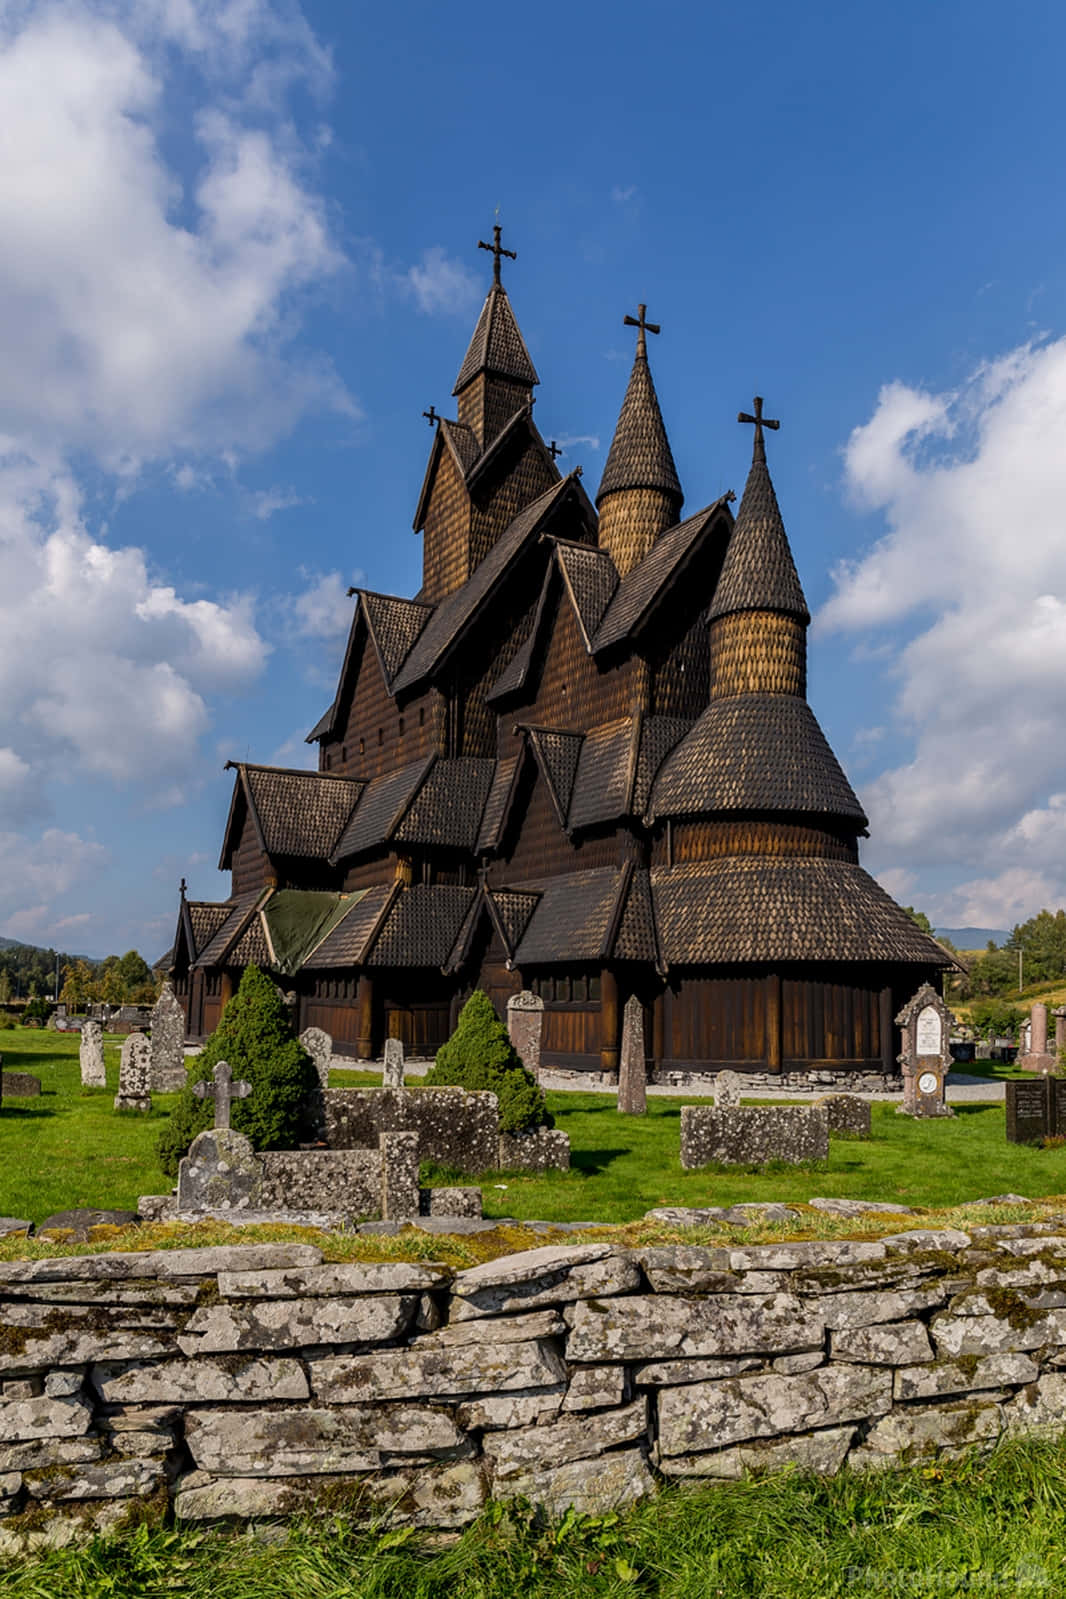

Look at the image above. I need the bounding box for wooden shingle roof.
[367,884,477,968]
[708,450,809,624]
[331,756,434,863]
[651,859,954,967]
[453,284,539,394]
[553,540,619,646]
[596,345,682,507]
[192,888,270,969]
[394,758,496,850]
[301,885,396,969]
[512,867,624,965]
[360,592,434,685]
[395,474,588,694]
[475,754,524,854]
[525,727,584,825]
[186,902,231,960]
[592,497,733,652]
[648,694,867,826]
[565,714,692,832]
[222,765,364,867]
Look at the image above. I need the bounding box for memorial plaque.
[916,1006,942,1056]
[1006,1078,1050,1144]
[1052,1077,1066,1138]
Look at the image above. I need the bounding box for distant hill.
[935,927,1010,949]
[0,934,93,961]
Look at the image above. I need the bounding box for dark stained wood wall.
[421,446,472,604]
[324,632,438,782]
[230,805,273,898]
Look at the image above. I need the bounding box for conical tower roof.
[596,317,682,507]
[709,398,809,623]
[453,282,539,395]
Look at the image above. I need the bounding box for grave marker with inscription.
[896,985,955,1118]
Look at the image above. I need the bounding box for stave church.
[168,229,951,1084]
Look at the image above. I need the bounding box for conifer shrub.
[423,989,551,1136]
[156,965,317,1176]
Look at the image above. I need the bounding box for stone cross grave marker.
[150,980,187,1092]
[79,1018,106,1088]
[193,1060,252,1129]
[114,1032,152,1113]
[382,1036,406,1090]
[617,994,647,1114]
[895,984,954,1118]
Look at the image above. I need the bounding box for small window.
[573,974,588,1002]
[341,746,347,762]
[557,975,571,1002]
[419,707,425,727]
[324,750,332,770]
[378,728,384,746]
[589,974,602,1001]
[398,717,405,736]
[359,738,365,757]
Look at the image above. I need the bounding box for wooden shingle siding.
[710,609,806,699]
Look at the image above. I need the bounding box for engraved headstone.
[1054,1007,1066,1056]
[299,1026,333,1093]
[114,1032,152,1113]
[895,985,954,1118]
[1006,1078,1051,1144]
[714,1069,742,1110]
[79,1018,106,1088]
[193,1059,252,1130]
[617,994,647,1115]
[506,990,545,1078]
[382,1036,406,1090]
[150,980,187,1092]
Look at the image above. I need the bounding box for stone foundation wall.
[6,1222,1066,1545]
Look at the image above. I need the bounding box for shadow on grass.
[571,1147,627,1175]
[0,1104,53,1120]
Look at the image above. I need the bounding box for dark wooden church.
[170,229,950,1083]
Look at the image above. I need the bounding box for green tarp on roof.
[262,889,369,976]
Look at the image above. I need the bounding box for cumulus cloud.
[0,828,108,941]
[822,336,1066,925]
[287,570,362,640]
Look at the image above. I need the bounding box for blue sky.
[2,0,1066,958]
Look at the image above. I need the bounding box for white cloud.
[554,434,601,453]
[404,247,479,317]
[287,570,361,640]
[0,828,108,940]
[823,336,1066,924]
[247,486,307,519]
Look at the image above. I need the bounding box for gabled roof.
[192,888,271,969]
[523,727,584,826]
[453,283,539,395]
[592,496,733,652]
[566,714,692,832]
[708,442,809,624]
[647,693,868,827]
[443,884,542,973]
[185,902,231,961]
[331,755,435,863]
[300,884,398,969]
[651,859,954,967]
[511,866,625,965]
[413,406,559,533]
[485,564,555,704]
[394,474,591,694]
[596,343,682,507]
[394,758,497,850]
[552,540,619,647]
[220,764,364,868]
[361,592,434,685]
[476,754,525,854]
[612,867,662,968]
[367,884,477,968]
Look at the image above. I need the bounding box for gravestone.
[617,995,647,1115]
[1006,1078,1052,1144]
[895,985,954,1118]
[1055,1007,1066,1057]
[299,1026,333,1093]
[150,980,187,1092]
[815,1093,872,1138]
[506,990,544,1078]
[714,1069,742,1109]
[382,1036,405,1090]
[1,1071,41,1098]
[1022,1002,1056,1073]
[79,1019,106,1088]
[114,1032,152,1112]
[178,1128,263,1211]
[193,1059,252,1129]
[681,1103,829,1168]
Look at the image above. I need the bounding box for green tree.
[59,958,94,1012]
[0,969,10,1004]
[425,990,551,1136]
[156,965,316,1176]
[905,907,934,935]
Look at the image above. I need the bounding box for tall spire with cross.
[708,394,809,635]
[596,302,683,576]
[453,221,539,447]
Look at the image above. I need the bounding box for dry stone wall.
[7,1223,1066,1545]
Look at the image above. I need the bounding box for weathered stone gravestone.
[178,1128,263,1211]
[895,985,954,1118]
[150,980,187,1092]
[1020,1002,1056,1073]
[299,1026,333,1093]
[114,1033,152,1113]
[1055,1007,1066,1057]
[617,995,647,1115]
[507,990,544,1078]
[815,1093,872,1138]
[0,1070,41,1099]
[79,1019,106,1088]
[714,1070,742,1109]
[382,1036,406,1090]
[681,1102,829,1168]
[193,1059,252,1129]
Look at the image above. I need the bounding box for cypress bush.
[156,965,317,1175]
[424,989,551,1136]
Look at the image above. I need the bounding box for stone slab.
[215,1262,448,1299]
[566,1293,822,1362]
[491,1448,654,1517]
[185,1404,467,1476]
[483,1399,648,1481]
[658,1424,856,1481]
[92,1356,310,1404]
[0,1244,323,1284]
[310,1338,566,1402]
[177,1294,416,1355]
[657,1366,893,1456]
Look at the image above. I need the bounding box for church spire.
[707,398,809,700]
[453,224,538,447]
[596,304,683,577]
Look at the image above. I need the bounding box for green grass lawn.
[4,1029,1066,1225]
[2,1437,1065,1597]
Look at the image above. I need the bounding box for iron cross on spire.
[623,303,660,358]
[193,1059,252,1131]
[738,396,780,463]
[422,405,439,427]
[478,223,516,286]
